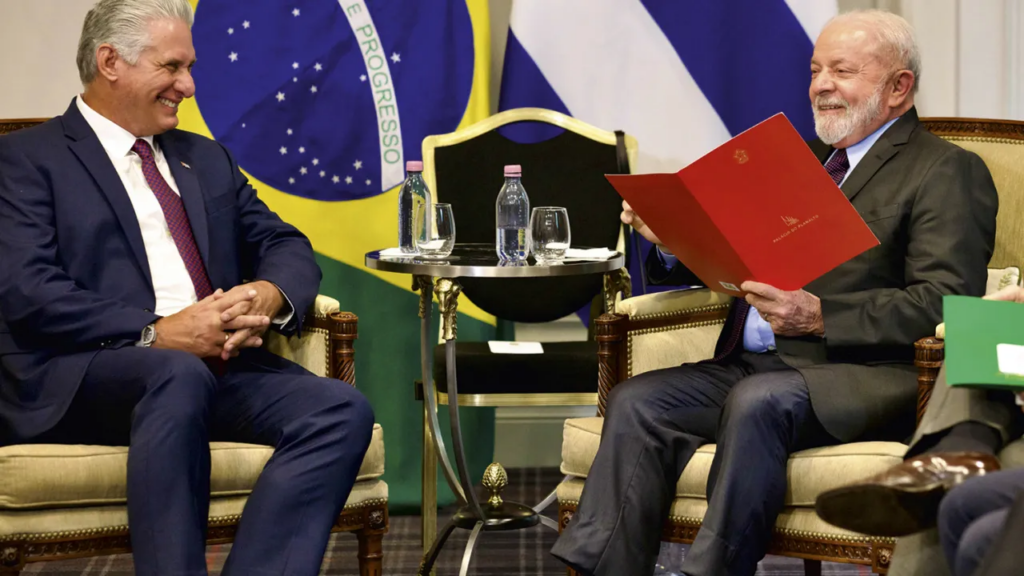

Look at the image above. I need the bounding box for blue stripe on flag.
[640,0,817,139]
[496,30,569,143]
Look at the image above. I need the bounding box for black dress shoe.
[814,451,1000,537]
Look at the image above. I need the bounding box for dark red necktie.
[131,139,213,299]
[824,147,850,186]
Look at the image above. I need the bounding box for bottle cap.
[504,164,522,177]
[406,160,423,172]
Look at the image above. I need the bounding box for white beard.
[813,82,886,145]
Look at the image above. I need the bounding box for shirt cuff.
[269,283,296,327]
[656,246,678,267]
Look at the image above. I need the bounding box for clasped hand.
[741,281,825,338]
[153,281,284,360]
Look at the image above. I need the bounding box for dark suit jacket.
[0,99,322,442]
[648,108,998,442]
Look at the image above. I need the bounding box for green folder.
[944,295,1024,390]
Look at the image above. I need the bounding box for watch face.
[142,325,156,346]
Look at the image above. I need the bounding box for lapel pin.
[180,161,191,169]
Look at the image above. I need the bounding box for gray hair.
[827,10,922,93]
[76,0,194,85]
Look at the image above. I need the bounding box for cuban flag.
[499,0,838,295]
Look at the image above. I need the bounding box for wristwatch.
[137,323,157,348]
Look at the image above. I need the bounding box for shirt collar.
[75,95,156,160]
[841,116,900,173]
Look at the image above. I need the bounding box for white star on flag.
[365,179,372,185]
[275,92,285,102]
[345,176,353,184]
[310,85,318,94]
[242,21,250,29]
[320,171,326,177]
[353,159,363,170]
[300,167,308,175]
[228,52,238,62]
[227,28,234,34]
[391,52,401,63]
[286,128,293,135]
[314,63,323,71]
[312,158,319,166]
[279,147,287,155]
[292,77,297,83]
[332,175,340,183]
[292,8,300,17]
[292,62,299,69]
[299,147,306,153]
[359,75,367,82]
[242,123,246,128]
[288,177,295,184]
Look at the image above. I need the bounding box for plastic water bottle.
[398,161,432,253]
[495,164,530,261]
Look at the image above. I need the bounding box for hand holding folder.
[606,114,879,296]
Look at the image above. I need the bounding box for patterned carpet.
[21,468,871,575]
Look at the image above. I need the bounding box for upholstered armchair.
[556,117,1024,576]
[0,120,388,575]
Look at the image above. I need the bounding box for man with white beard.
[552,10,999,576]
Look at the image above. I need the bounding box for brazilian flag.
[179,0,496,512]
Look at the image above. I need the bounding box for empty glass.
[415,202,455,259]
[530,206,570,262]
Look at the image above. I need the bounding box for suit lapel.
[839,107,920,202]
[62,102,153,288]
[159,137,211,269]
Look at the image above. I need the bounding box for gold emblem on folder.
[781,215,800,227]
[734,149,749,164]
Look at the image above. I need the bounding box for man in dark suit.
[0,1,374,574]
[551,10,998,576]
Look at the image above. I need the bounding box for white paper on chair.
[488,341,544,354]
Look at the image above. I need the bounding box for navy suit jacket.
[0,99,322,442]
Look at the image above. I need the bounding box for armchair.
[0,120,388,575]
[556,117,1024,576]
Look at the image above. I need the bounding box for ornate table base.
[413,268,630,575]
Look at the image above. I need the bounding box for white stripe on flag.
[509,0,732,174]
[783,0,839,43]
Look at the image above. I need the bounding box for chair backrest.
[422,108,638,323]
[922,118,1024,271]
[0,119,46,136]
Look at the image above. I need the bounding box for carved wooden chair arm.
[594,289,731,416]
[914,336,945,426]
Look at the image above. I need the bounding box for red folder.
[606,113,879,296]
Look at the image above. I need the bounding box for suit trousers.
[937,468,1024,576]
[32,346,375,576]
[907,366,1021,458]
[550,352,837,576]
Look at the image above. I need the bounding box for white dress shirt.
[77,96,200,317]
[76,96,294,326]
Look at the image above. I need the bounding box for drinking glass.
[530,207,570,261]
[415,203,455,259]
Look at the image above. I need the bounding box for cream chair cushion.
[557,478,880,542]
[561,417,905,507]
[0,481,388,537]
[264,294,342,378]
[0,424,384,510]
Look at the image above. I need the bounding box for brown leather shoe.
[814,452,1001,537]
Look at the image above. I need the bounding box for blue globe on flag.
[191,0,475,201]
